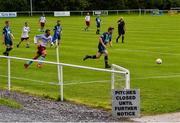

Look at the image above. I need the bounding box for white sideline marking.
[1,74,180,86]
[0,75,59,86]
[115,49,180,56]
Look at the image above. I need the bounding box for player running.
[17,22,30,48]
[39,14,46,32]
[2,21,15,56]
[51,20,62,47]
[24,29,52,68]
[84,12,90,31]
[116,17,126,43]
[96,15,101,34]
[83,27,114,68]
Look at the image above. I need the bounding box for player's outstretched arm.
[34,35,42,45]
[109,41,112,47]
[10,33,15,40]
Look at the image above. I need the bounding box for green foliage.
[0,0,179,11]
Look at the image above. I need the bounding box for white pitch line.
[1,74,180,86]
[0,75,59,86]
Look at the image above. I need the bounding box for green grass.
[0,98,21,108]
[0,14,180,115]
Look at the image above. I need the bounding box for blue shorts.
[98,45,106,53]
[96,23,100,28]
[52,34,61,42]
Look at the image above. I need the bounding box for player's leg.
[87,22,90,31]
[24,46,41,68]
[84,22,87,31]
[96,25,100,34]
[122,31,125,43]
[116,31,121,43]
[103,50,111,68]
[56,35,61,48]
[24,53,40,68]
[83,52,102,61]
[37,49,46,68]
[26,38,30,48]
[122,34,124,43]
[3,41,13,56]
[17,38,24,48]
[40,23,45,32]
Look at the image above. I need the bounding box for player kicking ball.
[17,22,30,48]
[2,21,15,56]
[24,29,52,68]
[83,27,114,68]
[51,20,62,48]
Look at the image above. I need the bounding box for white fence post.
[55,40,64,101]
[125,70,130,89]
[60,65,63,101]
[111,65,115,90]
[8,57,11,94]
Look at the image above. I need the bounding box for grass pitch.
[0,14,180,115]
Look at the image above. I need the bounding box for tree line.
[0,0,179,11]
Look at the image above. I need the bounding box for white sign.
[94,11,101,15]
[54,11,70,17]
[112,89,140,118]
[0,12,17,17]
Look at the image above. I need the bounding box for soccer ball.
[156,58,162,64]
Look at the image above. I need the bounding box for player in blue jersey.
[2,21,15,56]
[51,20,62,47]
[96,15,101,34]
[24,29,52,68]
[83,27,114,68]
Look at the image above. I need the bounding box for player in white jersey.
[84,12,90,31]
[24,29,52,68]
[39,14,46,32]
[17,22,30,48]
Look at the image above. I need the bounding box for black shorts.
[118,29,125,35]
[40,22,45,27]
[5,40,13,46]
[21,37,29,41]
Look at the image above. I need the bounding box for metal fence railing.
[0,55,130,101]
[11,9,178,17]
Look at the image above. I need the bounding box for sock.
[18,41,22,46]
[86,55,96,59]
[5,48,9,53]
[39,56,45,64]
[97,29,100,34]
[104,56,108,66]
[26,57,38,65]
[92,55,96,59]
[27,61,33,65]
[122,36,124,43]
[5,48,12,53]
[8,48,12,52]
